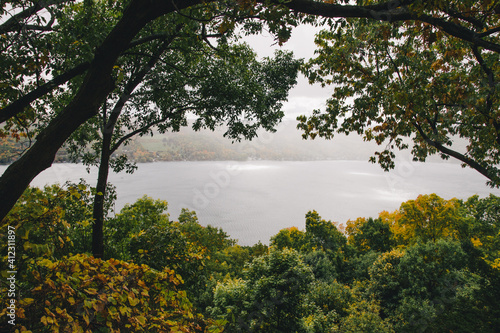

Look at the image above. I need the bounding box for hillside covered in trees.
[0,122,386,164]
[2,122,468,164]
[1,185,499,332]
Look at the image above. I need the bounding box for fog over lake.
[4,159,499,245]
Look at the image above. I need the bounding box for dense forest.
[1,183,499,332]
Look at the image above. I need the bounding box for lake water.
[2,159,499,245]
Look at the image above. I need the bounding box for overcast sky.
[243,24,333,120]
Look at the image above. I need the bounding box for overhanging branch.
[272,0,500,54]
[0,0,73,34]
[0,62,90,124]
[412,119,497,184]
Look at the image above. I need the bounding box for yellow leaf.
[136,316,146,326]
[84,288,98,295]
[119,306,130,316]
[84,300,92,309]
[83,314,90,326]
[21,298,34,306]
[46,279,56,289]
[471,237,483,247]
[21,230,30,240]
[72,323,83,333]
[128,296,140,307]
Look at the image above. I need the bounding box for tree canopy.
[2,2,500,330]
[298,1,500,186]
[57,3,301,257]
[2,181,499,331]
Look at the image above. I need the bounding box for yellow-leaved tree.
[377,194,470,246]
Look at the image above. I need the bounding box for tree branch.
[478,26,500,38]
[110,107,191,153]
[0,62,90,123]
[444,7,485,29]
[128,33,171,49]
[276,0,500,54]
[412,119,497,184]
[0,0,72,34]
[471,45,500,146]
[103,24,185,151]
[104,38,178,134]
[0,0,203,221]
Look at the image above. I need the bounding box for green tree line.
[1,184,499,332]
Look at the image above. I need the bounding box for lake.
[2,159,499,245]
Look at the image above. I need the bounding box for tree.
[465,194,500,270]
[270,211,348,281]
[104,195,171,260]
[3,0,500,220]
[270,226,307,251]
[393,194,468,245]
[0,182,96,282]
[2,254,214,332]
[301,280,352,332]
[339,297,394,333]
[211,248,314,332]
[346,217,395,253]
[304,210,348,257]
[298,2,500,186]
[368,239,496,332]
[80,39,300,257]
[0,1,301,257]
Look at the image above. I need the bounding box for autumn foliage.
[9,254,204,333]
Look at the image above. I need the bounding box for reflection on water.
[1,160,498,245]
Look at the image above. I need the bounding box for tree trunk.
[0,74,114,222]
[92,123,113,258]
[90,37,174,257]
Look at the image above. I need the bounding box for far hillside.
[115,120,465,163]
[1,120,466,164]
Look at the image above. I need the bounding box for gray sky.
[243,24,333,120]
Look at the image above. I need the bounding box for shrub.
[4,254,215,333]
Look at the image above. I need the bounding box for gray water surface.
[3,159,498,245]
